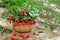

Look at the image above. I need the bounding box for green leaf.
[6,29,12,33]
[2,0,10,3]
[23,17,31,22]
[0,25,3,30]
[1,13,8,19]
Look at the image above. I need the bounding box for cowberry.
[22,20,25,23]
[22,9,26,14]
[33,32,36,35]
[28,20,32,24]
[17,19,20,23]
[25,34,30,39]
[30,20,35,24]
[11,37,15,40]
[22,20,26,25]
[20,13,24,16]
[9,16,13,20]
[22,22,26,25]
[9,16,15,20]
[6,18,10,20]
[20,34,25,39]
[26,22,30,25]
[12,17,15,20]
[13,32,16,36]
[12,23,19,27]
[3,27,7,32]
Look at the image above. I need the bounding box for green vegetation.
[0,0,60,30]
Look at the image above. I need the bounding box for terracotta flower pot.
[13,23,33,33]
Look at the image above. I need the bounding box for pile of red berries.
[6,9,36,27]
[12,20,35,27]
[11,32,30,40]
[20,33,30,39]
[11,32,36,40]
[7,16,15,21]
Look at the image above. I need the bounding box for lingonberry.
[25,34,30,39]
[6,18,10,20]
[12,23,19,27]
[20,34,25,39]
[11,36,15,40]
[17,19,20,23]
[33,32,36,35]
[13,32,16,36]
[22,9,26,14]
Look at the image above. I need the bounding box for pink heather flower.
[53,29,58,33]
[34,22,39,27]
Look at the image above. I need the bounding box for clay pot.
[13,23,33,33]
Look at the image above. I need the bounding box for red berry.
[26,22,30,25]
[25,34,30,39]
[12,23,19,27]
[21,13,24,16]
[28,21,32,24]
[13,32,16,36]
[9,17,13,20]
[33,21,35,24]
[22,22,26,25]
[21,9,26,16]
[22,20,25,23]
[33,32,36,35]
[4,27,7,32]
[22,9,26,14]
[6,18,10,20]
[9,16,15,20]
[20,34,25,39]
[11,37,15,40]
[17,19,20,23]
[12,17,15,20]
[6,17,15,20]
[22,20,26,25]
[28,20,35,25]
